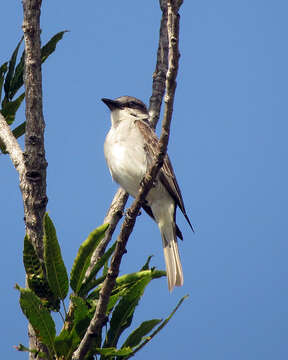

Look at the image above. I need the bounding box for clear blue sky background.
[1,1,287,359]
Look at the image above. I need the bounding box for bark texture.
[22,0,47,257]
[148,0,169,129]
[22,1,48,358]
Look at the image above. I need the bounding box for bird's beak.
[101,98,122,111]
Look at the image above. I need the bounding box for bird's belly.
[105,140,147,198]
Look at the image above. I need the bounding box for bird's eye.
[127,101,146,111]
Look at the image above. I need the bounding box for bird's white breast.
[104,119,148,198]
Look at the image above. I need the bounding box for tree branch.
[22,0,47,256]
[72,1,182,358]
[148,0,169,129]
[21,0,48,358]
[0,113,25,175]
[84,188,128,281]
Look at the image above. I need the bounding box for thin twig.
[72,1,182,358]
[148,0,169,129]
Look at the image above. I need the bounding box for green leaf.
[70,223,109,294]
[130,295,189,358]
[71,296,91,337]
[23,234,43,279]
[79,241,116,296]
[87,270,165,302]
[44,213,69,300]
[114,270,165,289]
[12,121,26,138]
[95,347,133,357]
[55,296,98,359]
[23,234,60,311]
[104,276,152,348]
[8,50,24,100]
[8,31,67,100]
[0,62,8,102]
[41,31,68,64]
[106,288,128,315]
[1,92,25,125]
[54,329,73,358]
[140,255,154,271]
[16,285,56,358]
[4,37,23,100]
[122,319,162,349]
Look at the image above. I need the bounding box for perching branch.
[72,1,182,358]
[84,188,128,281]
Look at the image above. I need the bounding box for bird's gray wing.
[135,119,193,232]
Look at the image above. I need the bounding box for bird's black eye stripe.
[127,101,146,111]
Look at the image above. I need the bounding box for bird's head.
[102,96,148,126]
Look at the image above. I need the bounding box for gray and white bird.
[102,96,193,291]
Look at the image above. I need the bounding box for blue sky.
[1,1,287,359]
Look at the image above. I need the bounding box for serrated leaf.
[23,234,44,279]
[1,92,25,125]
[44,213,69,300]
[4,37,23,100]
[41,31,67,64]
[0,62,8,102]
[79,241,116,297]
[16,285,56,358]
[95,347,133,357]
[23,234,60,311]
[70,223,109,294]
[122,319,162,349]
[12,121,26,138]
[104,276,152,348]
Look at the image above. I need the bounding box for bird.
[102,95,193,291]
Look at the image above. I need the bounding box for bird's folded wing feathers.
[135,119,193,231]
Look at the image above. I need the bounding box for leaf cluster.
[0,32,66,153]
[17,213,187,359]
